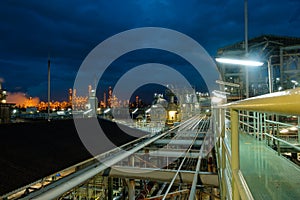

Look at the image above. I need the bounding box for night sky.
[1,0,300,104]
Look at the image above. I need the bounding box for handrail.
[264,132,300,151]
[223,88,300,115]
[264,119,299,128]
[214,87,300,200]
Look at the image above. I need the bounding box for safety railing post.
[259,113,263,140]
[298,117,300,144]
[265,114,270,146]
[247,111,250,135]
[230,109,240,200]
[221,121,226,200]
[276,115,281,156]
[263,113,267,141]
[253,112,257,138]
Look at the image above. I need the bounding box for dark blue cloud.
[0,0,299,102]
[97,48,208,103]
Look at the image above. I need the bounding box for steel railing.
[213,87,300,200]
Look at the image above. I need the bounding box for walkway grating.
[240,133,300,200]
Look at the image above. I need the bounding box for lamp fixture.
[215,58,264,67]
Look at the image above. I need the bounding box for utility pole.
[48,55,51,122]
[244,0,249,99]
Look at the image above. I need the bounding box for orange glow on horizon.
[6,92,40,107]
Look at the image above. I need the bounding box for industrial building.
[216,35,300,101]
[1,35,300,200]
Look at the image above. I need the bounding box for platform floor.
[240,133,300,200]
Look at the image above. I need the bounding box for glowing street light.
[216,57,264,98]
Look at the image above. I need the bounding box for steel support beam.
[128,179,135,200]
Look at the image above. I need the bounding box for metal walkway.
[214,87,300,200]
[240,133,300,200]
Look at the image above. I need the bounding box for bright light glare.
[289,126,298,131]
[291,80,298,85]
[216,58,264,66]
[104,108,111,114]
[132,108,138,114]
[280,129,289,134]
[84,109,92,115]
[211,97,223,104]
[168,111,177,120]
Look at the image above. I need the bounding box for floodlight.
[216,58,263,67]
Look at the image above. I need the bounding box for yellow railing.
[214,87,300,200]
[224,88,300,115]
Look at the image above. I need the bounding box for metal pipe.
[260,113,263,140]
[280,47,283,89]
[164,120,202,200]
[281,45,300,51]
[264,132,300,152]
[298,117,300,144]
[253,112,257,138]
[146,189,190,200]
[267,59,273,93]
[103,166,218,185]
[188,149,202,200]
[263,113,267,140]
[264,119,300,128]
[246,111,249,134]
[276,117,281,156]
[30,124,179,200]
